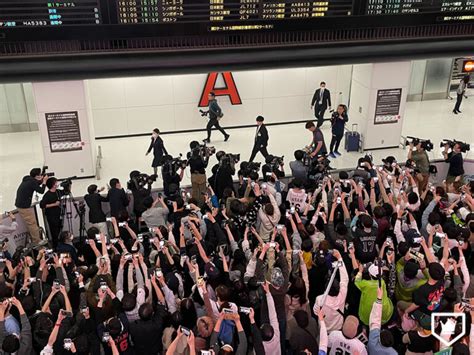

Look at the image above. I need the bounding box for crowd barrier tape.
[1,158,473,253]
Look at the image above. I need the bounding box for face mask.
[152,133,158,138]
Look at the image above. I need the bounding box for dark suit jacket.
[311,88,331,108]
[147,136,168,167]
[254,124,269,147]
[107,188,129,218]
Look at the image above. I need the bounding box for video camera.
[440,139,470,153]
[191,142,216,157]
[163,155,188,175]
[406,136,434,152]
[127,171,157,191]
[308,155,332,184]
[240,161,261,177]
[41,165,55,177]
[220,153,240,167]
[58,176,76,195]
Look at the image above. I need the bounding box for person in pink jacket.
[313,249,349,332]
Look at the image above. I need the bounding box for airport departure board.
[1,0,474,28]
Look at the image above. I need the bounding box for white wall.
[349,62,411,150]
[86,65,353,137]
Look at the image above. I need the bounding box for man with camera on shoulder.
[188,141,212,204]
[262,155,285,182]
[15,168,50,244]
[161,155,185,198]
[442,140,468,184]
[407,137,431,192]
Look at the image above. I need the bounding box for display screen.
[0,0,473,29]
[0,1,102,27]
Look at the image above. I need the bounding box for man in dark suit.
[107,178,129,218]
[249,115,269,162]
[311,81,332,128]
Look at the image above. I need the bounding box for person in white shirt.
[314,250,349,332]
[327,315,368,355]
[286,179,307,213]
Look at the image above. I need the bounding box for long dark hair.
[287,276,307,306]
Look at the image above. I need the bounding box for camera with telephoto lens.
[163,155,188,175]
[220,153,240,168]
[41,165,55,177]
[270,155,284,168]
[240,161,261,177]
[406,136,433,152]
[440,139,470,153]
[190,141,216,158]
[127,171,157,191]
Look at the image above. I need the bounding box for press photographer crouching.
[14,167,50,245]
[406,136,433,192]
[188,141,214,204]
[161,155,186,198]
[442,139,469,183]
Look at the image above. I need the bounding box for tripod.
[59,192,87,244]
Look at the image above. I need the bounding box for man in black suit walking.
[311,81,332,128]
[249,116,269,162]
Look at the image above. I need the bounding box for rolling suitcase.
[345,123,360,152]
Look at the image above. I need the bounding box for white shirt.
[286,189,307,212]
[328,331,368,355]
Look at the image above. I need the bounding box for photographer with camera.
[442,141,466,183]
[161,155,185,198]
[128,170,155,221]
[209,151,237,199]
[202,92,230,143]
[290,150,309,185]
[407,138,431,191]
[188,141,211,204]
[39,177,67,248]
[262,155,285,183]
[14,168,49,244]
[305,121,327,158]
[84,184,109,236]
[249,115,269,163]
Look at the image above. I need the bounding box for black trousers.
[330,133,344,153]
[47,217,62,248]
[206,119,227,139]
[454,93,463,111]
[314,104,327,127]
[249,144,269,162]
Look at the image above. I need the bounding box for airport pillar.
[348,61,412,150]
[32,81,96,179]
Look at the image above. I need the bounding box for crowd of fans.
[0,131,473,355]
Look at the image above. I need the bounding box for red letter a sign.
[199,72,242,107]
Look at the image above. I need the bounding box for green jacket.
[355,276,393,325]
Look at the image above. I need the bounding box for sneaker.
[334,151,342,156]
[203,139,210,143]
[224,134,230,142]
[329,152,337,158]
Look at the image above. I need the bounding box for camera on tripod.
[405,136,434,152]
[58,176,76,195]
[41,165,55,177]
[440,139,470,153]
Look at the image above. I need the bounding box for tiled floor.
[1,98,473,211]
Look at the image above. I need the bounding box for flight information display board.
[1,0,473,29]
[0,1,102,27]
